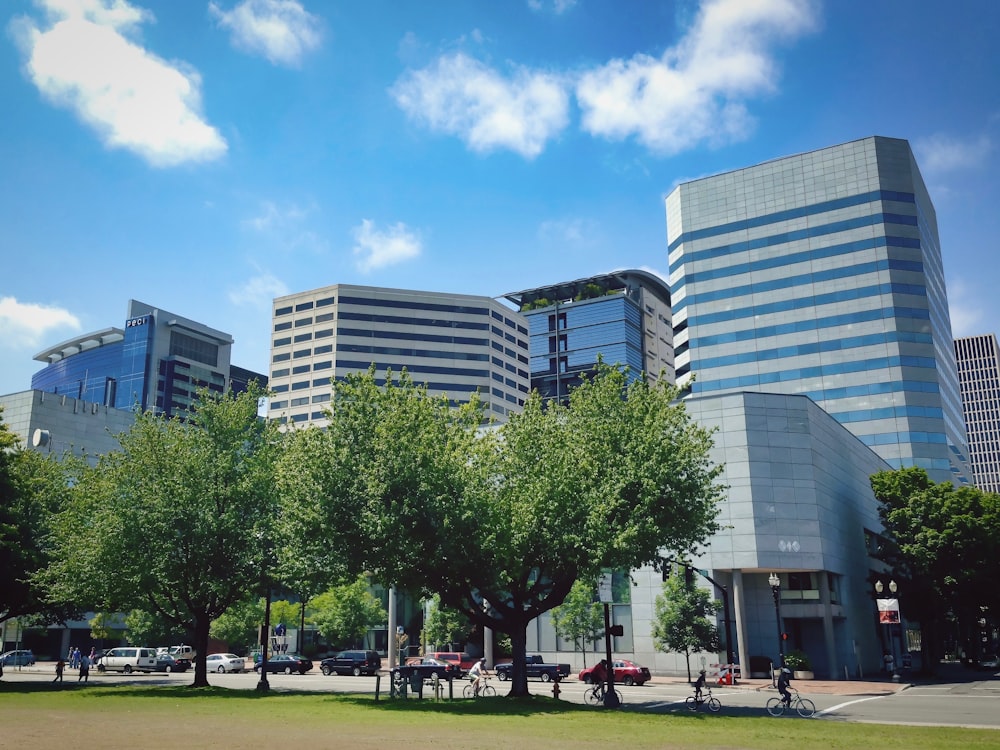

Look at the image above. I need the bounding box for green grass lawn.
[0,683,996,750]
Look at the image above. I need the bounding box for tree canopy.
[651,566,720,681]
[308,576,387,650]
[550,579,604,668]
[282,364,724,696]
[0,410,79,626]
[870,467,1000,668]
[39,383,283,687]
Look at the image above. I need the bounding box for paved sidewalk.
[651,674,909,696]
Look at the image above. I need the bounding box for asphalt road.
[5,665,999,730]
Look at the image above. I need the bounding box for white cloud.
[576,0,817,154]
[352,219,422,272]
[947,277,985,338]
[0,296,81,348]
[538,217,597,245]
[242,199,327,254]
[210,0,322,67]
[913,133,993,174]
[227,271,289,308]
[528,0,577,14]
[391,52,571,159]
[244,200,308,232]
[12,0,227,167]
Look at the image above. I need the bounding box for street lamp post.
[768,573,784,670]
[874,579,900,682]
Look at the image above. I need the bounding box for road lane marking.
[815,695,889,716]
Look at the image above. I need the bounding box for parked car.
[255,653,313,675]
[96,647,157,673]
[320,650,381,676]
[977,654,999,671]
[578,659,651,686]
[427,651,475,675]
[205,653,245,673]
[151,653,191,673]
[0,650,36,666]
[391,656,460,682]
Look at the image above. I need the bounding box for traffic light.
[782,632,789,641]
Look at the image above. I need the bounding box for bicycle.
[462,675,497,698]
[584,682,624,706]
[685,686,721,712]
[765,688,816,717]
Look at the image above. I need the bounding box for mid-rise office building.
[666,136,970,484]
[503,270,673,402]
[955,334,1000,493]
[30,299,265,419]
[267,284,530,427]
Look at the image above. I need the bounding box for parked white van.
[97,647,157,673]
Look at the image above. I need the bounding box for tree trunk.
[505,621,531,697]
[191,613,211,688]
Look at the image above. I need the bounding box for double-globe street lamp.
[874,579,900,681]
[768,573,784,671]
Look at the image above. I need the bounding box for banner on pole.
[877,597,900,623]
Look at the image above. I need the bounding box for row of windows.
[690,354,938,394]
[272,344,334,363]
[858,431,948,447]
[339,310,490,332]
[675,242,924,315]
[667,189,915,253]
[338,326,489,348]
[668,211,919,277]
[339,295,489,317]
[829,405,945,423]
[687,305,930,352]
[491,308,529,335]
[692,330,933,371]
[275,296,336,316]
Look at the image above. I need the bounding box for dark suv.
[320,650,381,676]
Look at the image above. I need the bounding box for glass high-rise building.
[503,270,673,403]
[666,136,970,484]
[30,299,265,418]
[267,284,530,427]
[954,334,1000,493]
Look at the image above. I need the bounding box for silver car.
[205,653,245,673]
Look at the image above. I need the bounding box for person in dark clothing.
[693,669,707,700]
[776,666,792,706]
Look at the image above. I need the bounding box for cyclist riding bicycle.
[693,669,707,701]
[468,658,490,696]
[776,666,792,707]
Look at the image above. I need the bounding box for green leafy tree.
[870,467,1000,671]
[124,608,187,647]
[423,593,468,651]
[283,364,724,697]
[0,411,79,625]
[550,579,604,667]
[210,596,264,652]
[39,383,283,687]
[308,576,387,649]
[651,567,721,681]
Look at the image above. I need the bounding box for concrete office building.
[955,334,1000,493]
[666,136,970,485]
[30,299,265,419]
[268,284,530,427]
[523,391,891,679]
[502,270,674,402]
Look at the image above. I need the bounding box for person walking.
[54,658,66,683]
[78,653,90,682]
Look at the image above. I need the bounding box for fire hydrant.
[552,679,561,700]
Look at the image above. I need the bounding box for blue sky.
[1,0,998,396]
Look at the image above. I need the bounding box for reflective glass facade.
[504,270,673,403]
[667,136,970,484]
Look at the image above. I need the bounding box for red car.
[578,659,651,686]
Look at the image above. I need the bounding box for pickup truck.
[494,654,571,683]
